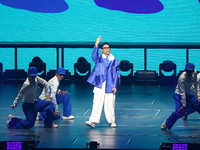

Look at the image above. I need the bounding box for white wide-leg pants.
[89,82,116,124]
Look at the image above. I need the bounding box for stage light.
[159,143,200,150]
[172,144,188,150]
[86,141,100,150]
[7,141,22,150]
[0,141,39,150]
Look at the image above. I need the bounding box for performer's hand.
[112,88,117,94]
[59,91,67,95]
[198,96,200,102]
[178,106,186,114]
[95,35,102,47]
[54,110,60,116]
[10,104,16,109]
[46,96,50,101]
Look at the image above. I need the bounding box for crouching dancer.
[6,67,58,129]
[161,63,200,130]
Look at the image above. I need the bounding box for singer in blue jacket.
[85,35,120,128]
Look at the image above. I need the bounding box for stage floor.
[0,83,200,150]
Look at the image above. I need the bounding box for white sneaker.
[161,121,167,130]
[85,121,95,128]
[44,123,58,128]
[62,115,75,120]
[111,123,116,128]
[6,114,14,128]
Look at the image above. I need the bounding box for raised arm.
[92,36,102,62]
[95,35,102,47]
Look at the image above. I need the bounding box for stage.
[0,83,200,150]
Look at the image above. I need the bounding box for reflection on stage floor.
[0,83,200,150]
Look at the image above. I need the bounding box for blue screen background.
[0,0,200,74]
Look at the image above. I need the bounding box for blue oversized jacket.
[87,46,120,93]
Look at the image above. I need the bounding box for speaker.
[134,70,158,84]
[86,141,100,150]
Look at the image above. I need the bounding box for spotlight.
[159,143,200,150]
[86,141,100,150]
[0,141,39,150]
[7,141,22,150]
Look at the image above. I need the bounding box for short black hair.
[100,42,110,49]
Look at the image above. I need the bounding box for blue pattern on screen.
[0,0,69,13]
[94,0,164,14]
[0,0,199,14]
[0,0,164,14]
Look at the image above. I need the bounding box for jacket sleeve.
[37,76,51,96]
[12,83,28,108]
[113,59,120,89]
[49,80,59,111]
[91,46,100,63]
[197,73,200,97]
[177,78,187,107]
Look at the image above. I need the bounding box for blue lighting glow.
[172,144,188,150]
[7,142,22,150]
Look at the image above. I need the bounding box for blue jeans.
[8,99,54,129]
[166,93,200,129]
[39,92,72,120]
